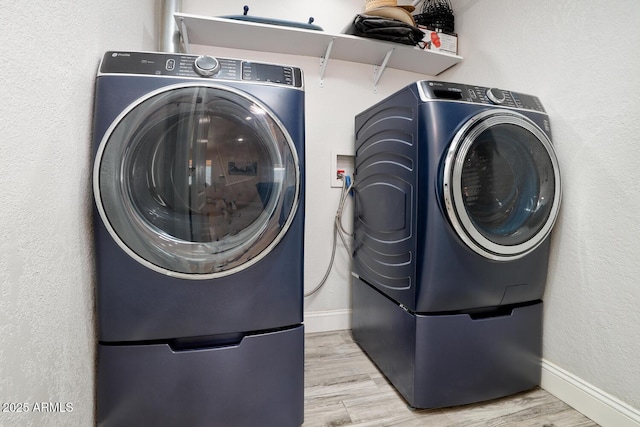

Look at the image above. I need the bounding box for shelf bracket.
[178,17,191,54]
[373,48,394,91]
[319,38,335,88]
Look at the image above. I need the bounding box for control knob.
[486,87,506,104]
[193,55,220,77]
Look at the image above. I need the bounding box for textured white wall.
[0,2,155,425]
[444,0,640,411]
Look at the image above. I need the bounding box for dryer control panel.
[99,51,303,88]
[419,81,545,112]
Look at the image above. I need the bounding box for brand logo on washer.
[111,52,131,57]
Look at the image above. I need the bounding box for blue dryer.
[352,81,561,408]
[92,51,305,426]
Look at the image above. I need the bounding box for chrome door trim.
[442,109,561,261]
[93,82,301,279]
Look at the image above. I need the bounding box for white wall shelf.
[174,13,462,86]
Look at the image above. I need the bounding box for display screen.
[255,63,287,82]
[242,61,293,85]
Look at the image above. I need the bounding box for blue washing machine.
[92,51,305,426]
[352,81,561,408]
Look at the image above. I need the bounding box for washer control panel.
[420,80,545,112]
[100,51,303,88]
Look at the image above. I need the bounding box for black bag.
[349,14,424,46]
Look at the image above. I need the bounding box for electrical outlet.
[330,151,354,188]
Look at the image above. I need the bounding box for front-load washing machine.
[92,51,305,426]
[352,80,561,408]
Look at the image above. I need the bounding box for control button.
[486,88,506,104]
[193,55,220,77]
[165,59,176,71]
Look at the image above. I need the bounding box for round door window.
[94,83,300,278]
[443,110,561,260]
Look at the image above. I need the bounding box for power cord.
[304,173,354,298]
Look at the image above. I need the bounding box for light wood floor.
[303,330,599,427]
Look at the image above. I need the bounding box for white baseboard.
[304,309,351,333]
[541,359,640,427]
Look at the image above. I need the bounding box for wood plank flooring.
[303,330,598,427]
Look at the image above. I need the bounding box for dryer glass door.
[94,83,300,278]
[443,110,561,260]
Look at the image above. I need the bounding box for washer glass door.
[443,110,561,260]
[94,83,300,278]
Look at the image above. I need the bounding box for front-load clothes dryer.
[352,80,561,409]
[92,51,305,427]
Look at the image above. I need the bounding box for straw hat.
[364,0,416,26]
[365,0,415,12]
